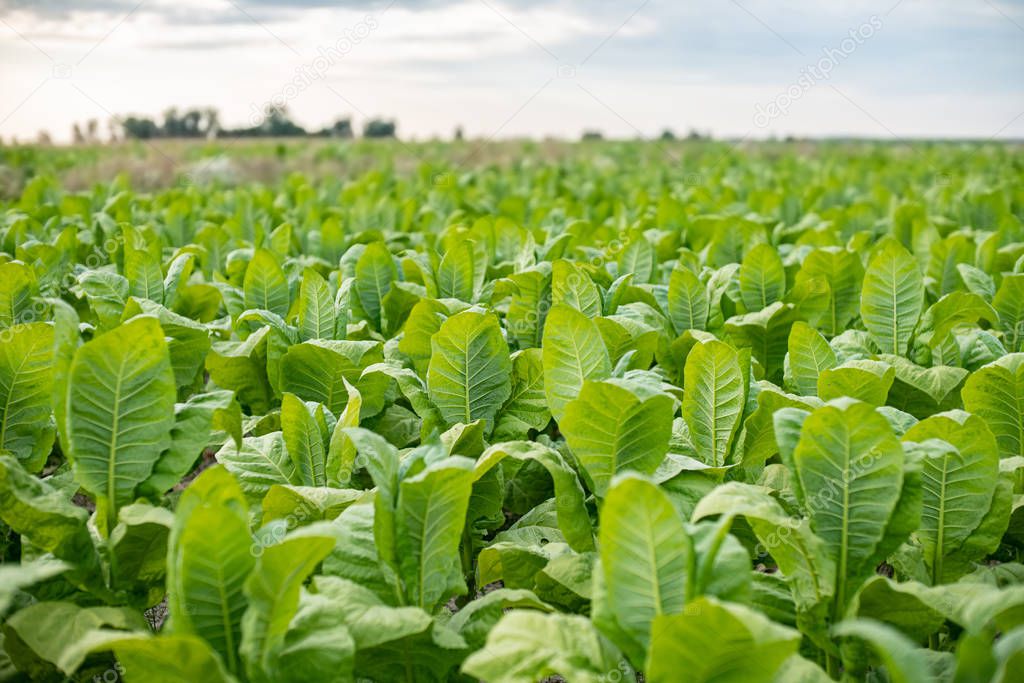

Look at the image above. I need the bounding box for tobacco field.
[1,142,1024,682]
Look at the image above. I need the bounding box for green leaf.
[0,456,98,574]
[436,241,476,302]
[542,304,611,422]
[682,340,747,467]
[3,602,146,675]
[426,310,512,432]
[461,610,628,683]
[903,412,1000,583]
[243,249,290,317]
[817,359,895,406]
[561,378,673,496]
[646,597,800,683]
[493,348,551,440]
[593,474,690,666]
[279,340,383,415]
[552,259,602,317]
[832,618,932,683]
[122,225,164,303]
[692,482,835,613]
[396,455,475,609]
[739,243,786,312]
[785,321,837,397]
[281,393,329,487]
[882,355,969,419]
[0,559,70,616]
[297,268,335,341]
[240,533,336,683]
[505,265,551,349]
[0,261,36,329]
[217,432,299,504]
[792,400,905,611]
[994,273,1024,352]
[353,241,397,331]
[860,240,924,356]
[326,379,362,486]
[795,247,863,337]
[0,322,55,472]
[65,316,176,532]
[167,466,254,676]
[962,354,1024,458]
[109,634,237,683]
[667,263,709,334]
[474,441,595,552]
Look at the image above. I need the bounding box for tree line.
[71,105,396,143]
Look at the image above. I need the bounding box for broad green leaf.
[0,322,55,472]
[692,482,835,612]
[493,348,551,440]
[279,340,384,415]
[313,575,467,682]
[436,241,475,302]
[792,400,904,611]
[474,440,595,553]
[0,455,98,572]
[739,243,786,312]
[0,261,36,329]
[785,321,836,397]
[646,597,800,683]
[861,240,924,355]
[396,456,475,609]
[167,466,254,675]
[832,618,932,683]
[216,432,299,504]
[505,265,551,349]
[542,304,611,421]
[593,475,690,666]
[882,355,969,419]
[297,268,335,340]
[461,610,627,683]
[963,354,1024,458]
[993,273,1024,352]
[240,533,336,683]
[682,340,747,467]
[3,602,146,675]
[667,263,709,334]
[817,359,895,406]
[108,634,236,683]
[122,225,163,302]
[795,247,863,337]
[0,559,70,616]
[281,393,329,487]
[326,379,362,486]
[353,241,397,331]
[426,310,511,432]
[561,378,673,496]
[65,316,176,532]
[243,249,289,317]
[552,259,601,317]
[903,412,1000,583]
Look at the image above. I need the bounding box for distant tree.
[36,131,52,146]
[320,117,353,138]
[72,123,85,145]
[363,118,396,138]
[86,119,100,143]
[454,125,464,141]
[121,116,160,140]
[660,128,676,141]
[581,129,603,141]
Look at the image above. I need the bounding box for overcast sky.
[1,0,1023,143]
